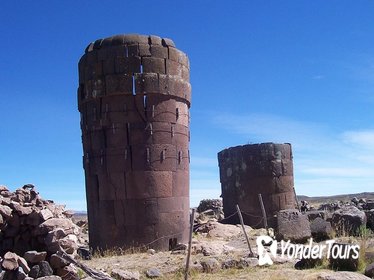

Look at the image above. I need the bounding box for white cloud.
[212,112,374,197]
[342,130,374,150]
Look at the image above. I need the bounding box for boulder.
[38,261,53,277]
[28,265,40,278]
[221,258,238,269]
[17,256,30,274]
[200,258,220,273]
[366,200,374,210]
[365,210,374,231]
[34,219,78,236]
[23,251,47,264]
[58,237,78,254]
[17,267,27,280]
[329,243,359,271]
[26,211,41,226]
[306,210,325,221]
[331,206,367,236]
[145,268,162,278]
[56,265,79,280]
[111,269,140,280]
[10,203,33,216]
[197,199,223,213]
[49,254,69,269]
[39,209,53,222]
[310,217,333,241]
[30,261,53,278]
[2,252,19,270]
[294,257,323,270]
[77,247,91,260]
[365,262,374,278]
[316,271,372,280]
[276,209,311,243]
[0,205,13,220]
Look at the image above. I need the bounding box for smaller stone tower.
[218,143,296,228]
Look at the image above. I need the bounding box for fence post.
[184,208,195,280]
[258,193,268,230]
[236,204,254,257]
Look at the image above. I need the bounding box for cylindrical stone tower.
[77,34,191,250]
[218,143,296,228]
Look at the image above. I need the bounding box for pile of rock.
[317,197,374,212]
[195,199,224,224]
[0,184,83,279]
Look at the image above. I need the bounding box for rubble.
[0,184,84,279]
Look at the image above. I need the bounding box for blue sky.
[1,1,374,210]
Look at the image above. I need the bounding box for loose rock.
[145,268,162,278]
[331,206,367,236]
[276,209,311,243]
[23,251,47,264]
[200,258,220,273]
[111,268,140,280]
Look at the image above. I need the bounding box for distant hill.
[297,192,374,204]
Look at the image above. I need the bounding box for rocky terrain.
[1,186,374,280]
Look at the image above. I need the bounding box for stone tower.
[77,34,191,250]
[218,143,296,228]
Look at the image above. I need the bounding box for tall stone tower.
[218,143,296,228]
[77,34,191,250]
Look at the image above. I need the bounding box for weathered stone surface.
[307,210,325,221]
[237,257,259,268]
[56,265,79,280]
[111,268,140,280]
[58,237,78,254]
[17,256,30,274]
[310,217,333,241]
[17,267,27,280]
[39,209,53,222]
[37,276,62,280]
[197,199,222,213]
[221,258,238,269]
[200,258,220,273]
[145,268,162,278]
[77,247,91,260]
[28,265,40,278]
[0,205,13,220]
[23,251,47,264]
[365,210,374,231]
[315,271,372,280]
[329,243,359,271]
[294,257,323,270]
[2,252,19,270]
[35,219,77,236]
[79,34,191,251]
[10,203,33,216]
[49,254,69,269]
[332,206,367,236]
[39,261,53,277]
[276,209,311,243]
[365,262,374,278]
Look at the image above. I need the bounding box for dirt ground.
[79,223,374,280]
